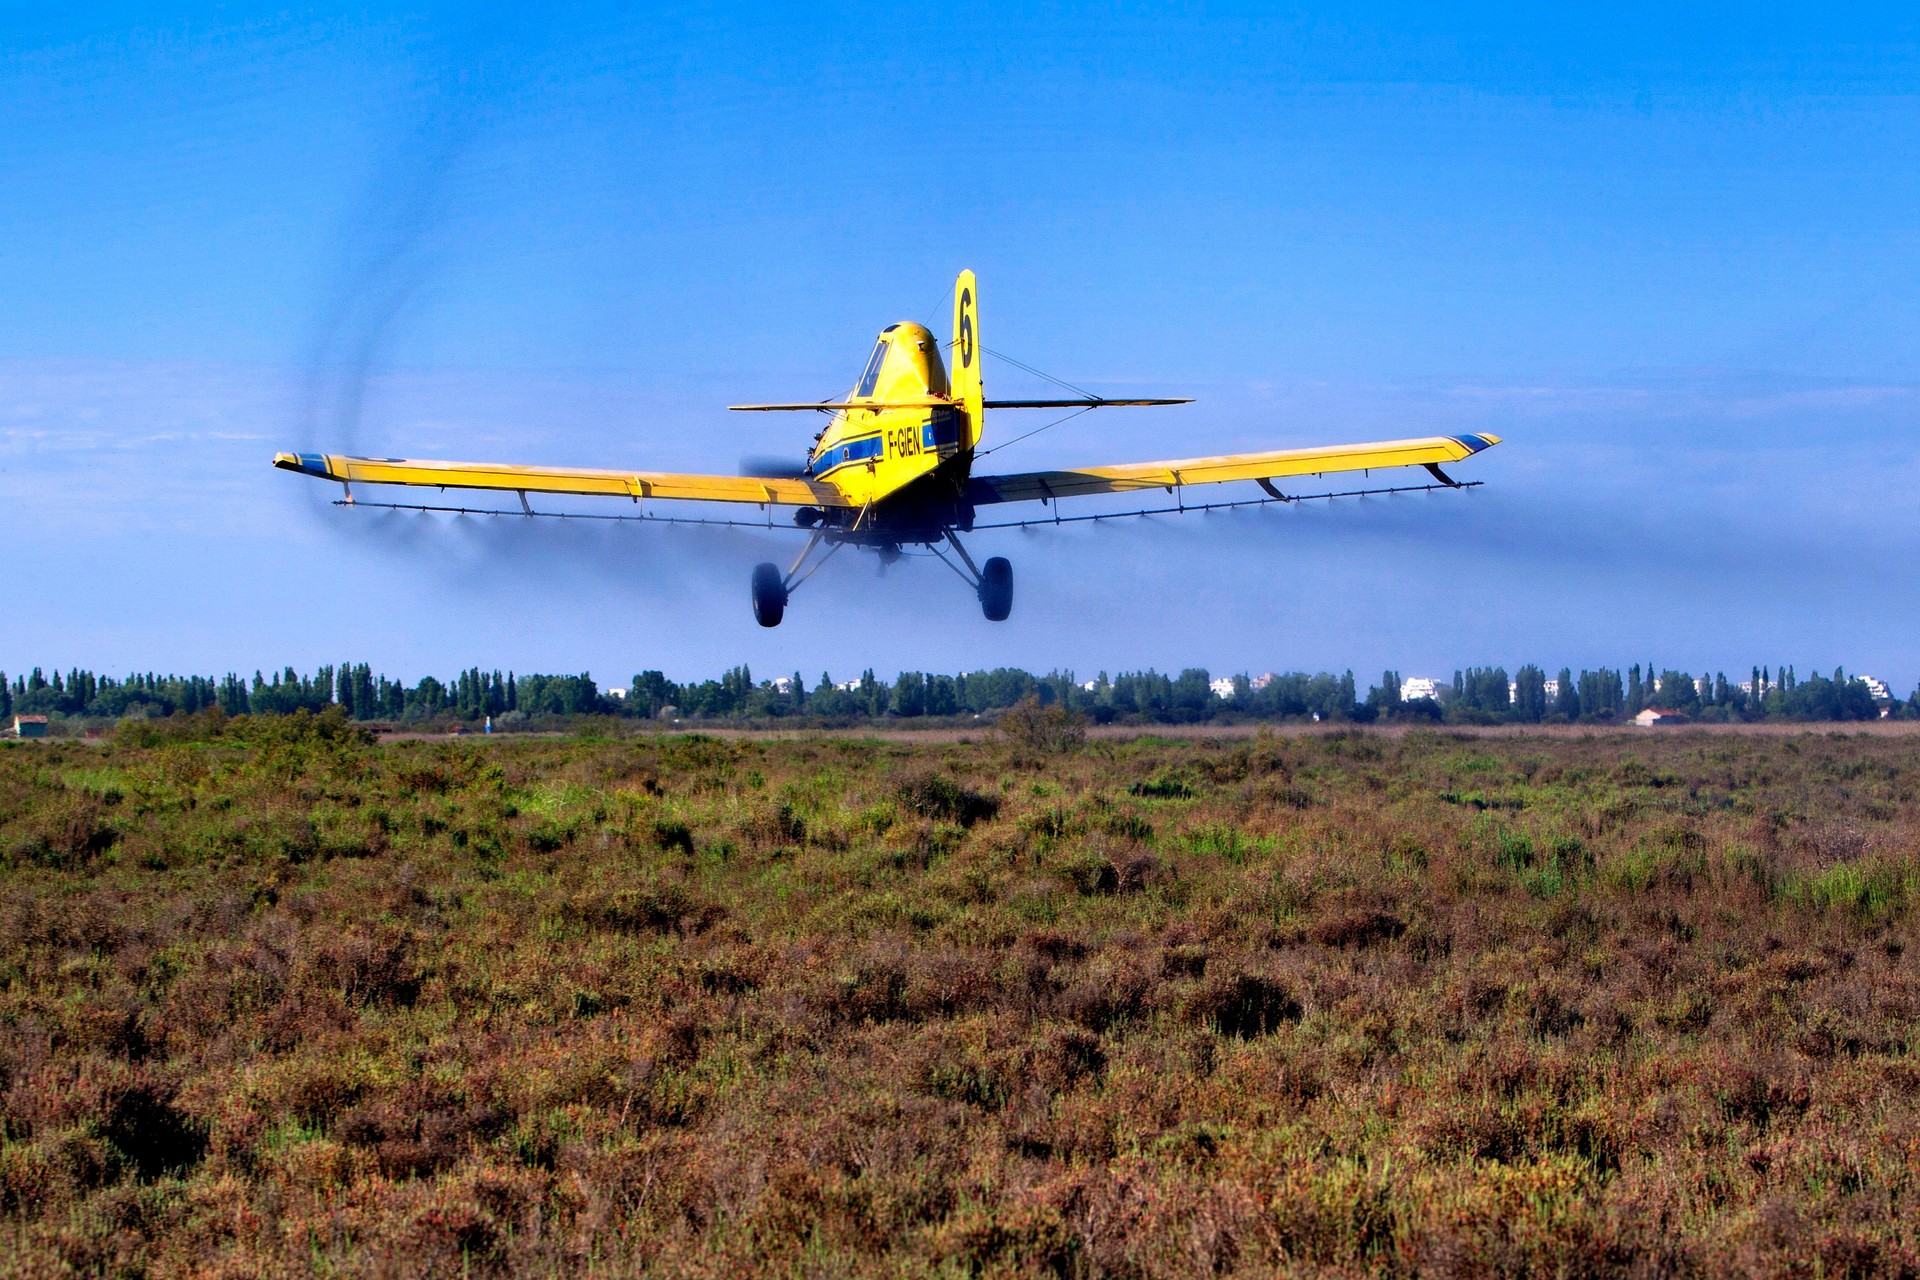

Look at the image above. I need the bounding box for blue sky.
[2,4,1917,689]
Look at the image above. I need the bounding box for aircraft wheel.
[978,556,1013,622]
[751,562,787,627]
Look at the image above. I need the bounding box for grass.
[0,716,1916,1276]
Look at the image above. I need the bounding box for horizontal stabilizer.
[728,400,946,412]
[982,398,1191,409]
[729,397,1191,412]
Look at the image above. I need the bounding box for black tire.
[751,562,787,627]
[978,556,1013,622]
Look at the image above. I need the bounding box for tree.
[627,671,675,718]
[1512,666,1548,723]
[1578,669,1622,720]
[926,675,959,717]
[891,672,927,717]
[860,670,888,718]
[1553,668,1579,720]
[1172,669,1213,720]
[1451,667,1510,721]
[1366,671,1402,718]
[218,674,250,716]
[1656,670,1700,714]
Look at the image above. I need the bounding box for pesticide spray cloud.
[288,11,785,601]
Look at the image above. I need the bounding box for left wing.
[968,433,1499,505]
[273,452,853,507]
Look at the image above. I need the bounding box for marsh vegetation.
[1,715,1916,1276]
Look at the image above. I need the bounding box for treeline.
[1,659,1907,727]
[1,666,605,724]
[1422,663,1885,724]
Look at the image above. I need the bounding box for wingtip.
[274,451,335,478]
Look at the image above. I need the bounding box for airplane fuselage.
[798,318,982,545]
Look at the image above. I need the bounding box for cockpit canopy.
[852,322,948,401]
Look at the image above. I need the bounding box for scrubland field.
[2,715,1917,1278]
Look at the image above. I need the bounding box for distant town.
[2,659,1903,735]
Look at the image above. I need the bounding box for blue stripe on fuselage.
[810,434,883,478]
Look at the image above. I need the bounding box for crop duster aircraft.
[275,271,1500,626]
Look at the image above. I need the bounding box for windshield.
[854,337,889,398]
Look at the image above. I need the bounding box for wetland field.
[1,714,1917,1277]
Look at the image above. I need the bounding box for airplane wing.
[728,398,1191,411]
[967,432,1499,505]
[273,452,854,507]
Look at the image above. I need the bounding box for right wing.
[273,452,854,507]
[968,433,1499,505]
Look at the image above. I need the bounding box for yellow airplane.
[275,271,1499,626]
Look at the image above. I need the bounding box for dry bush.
[995,695,1087,754]
[894,772,998,826]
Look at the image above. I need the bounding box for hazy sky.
[3,5,1917,689]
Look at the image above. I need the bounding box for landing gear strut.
[749,528,1013,625]
[750,529,843,628]
[932,531,1014,623]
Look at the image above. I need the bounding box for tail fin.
[951,270,983,451]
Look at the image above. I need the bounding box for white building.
[1740,676,1894,701]
[605,687,627,701]
[770,677,793,695]
[1210,677,1237,700]
[1634,707,1688,727]
[1510,678,1563,702]
[1400,676,1442,702]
